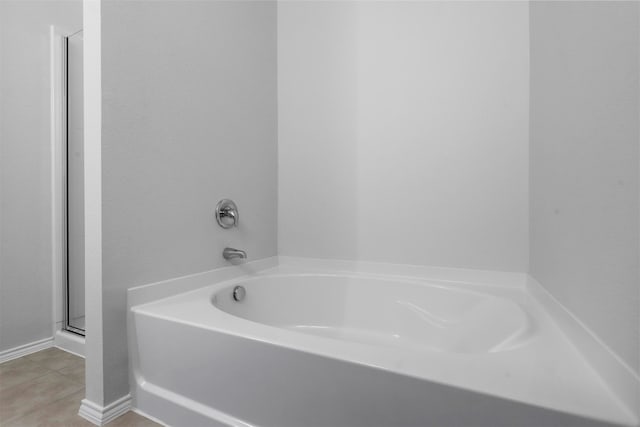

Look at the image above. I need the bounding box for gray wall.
[101,0,277,403]
[530,1,640,374]
[0,1,82,353]
[278,1,530,272]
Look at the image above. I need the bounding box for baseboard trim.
[131,407,169,427]
[54,330,85,358]
[527,275,639,422]
[79,394,132,426]
[0,337,54,364]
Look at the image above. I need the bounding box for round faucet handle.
[215,199,239,228]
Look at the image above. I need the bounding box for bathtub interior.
[212,275,531,354]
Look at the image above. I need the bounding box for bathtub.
[128,259,636,427]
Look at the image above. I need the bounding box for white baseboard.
[131,407,170,427]
[54,330,85,358]
[79,394,132,426]
[527,275,640,422]
[0,337,54,364]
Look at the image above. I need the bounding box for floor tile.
[0,350,160,427]
[57,360,84,385]
[0,371,83,424]
[2,389,91,427]
[0,358,33,372]
[21,348,60,364]
[0,359,51,392]
[24,349,80,372]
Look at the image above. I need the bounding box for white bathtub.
[129,259,636,427]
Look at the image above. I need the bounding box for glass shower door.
[65,30,85,335]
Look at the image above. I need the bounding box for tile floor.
[0,348,160,427]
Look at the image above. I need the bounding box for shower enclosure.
[63,30,85,335]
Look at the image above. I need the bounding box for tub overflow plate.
[233,285,246,302]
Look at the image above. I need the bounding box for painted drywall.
[100,0,277,403]
[530,1,640,374]
[278,1,530,272]
[82,0,104,407]
[0,1,82,353]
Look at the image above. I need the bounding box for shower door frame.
[62,29,85,336]
[51,26,86,341]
